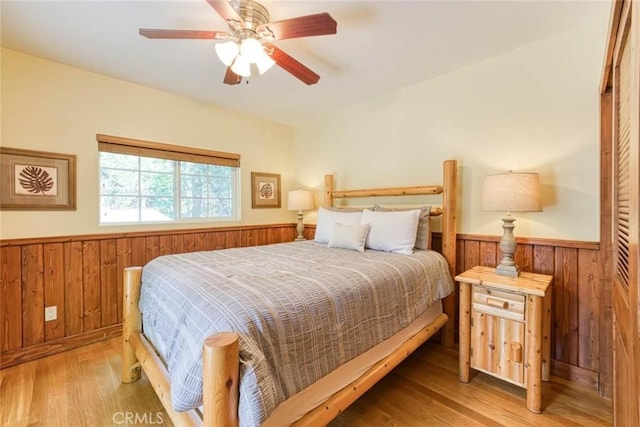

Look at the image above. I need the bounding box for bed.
[122,159,458,426]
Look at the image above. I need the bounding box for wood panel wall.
[0,224,297,368]
[1,225,608,394]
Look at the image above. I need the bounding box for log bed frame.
[122,159,458,426]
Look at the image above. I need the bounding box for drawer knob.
[487,297,509,309]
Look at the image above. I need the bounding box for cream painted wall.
[1,48,295,239]
[293,22,608,242]
[1,15,608,242]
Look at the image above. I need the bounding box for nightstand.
[455,265,552,413]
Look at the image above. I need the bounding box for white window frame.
[97,134,241,225]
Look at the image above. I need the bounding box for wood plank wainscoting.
[1,225,609,396]
[0,224,298,368]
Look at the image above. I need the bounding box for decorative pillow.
[328,223,371,252]
[360,209,420,255]
[314,207,363,243]
[374,204,432,250]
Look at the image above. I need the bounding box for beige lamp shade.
[481,172,542,213]
[287,189,314,211]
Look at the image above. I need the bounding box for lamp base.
[294,211,306,241]
[496,263,520,277]
[496,215,520,277]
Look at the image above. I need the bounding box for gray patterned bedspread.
[139,241,453,426]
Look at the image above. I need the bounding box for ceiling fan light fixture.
[239,37,264,63]
[215,41,240,66]
[255,50,275,75]
[231,54,251,77]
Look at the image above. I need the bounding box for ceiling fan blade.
[223,67,242,85]
[258,13,337,41]
[139,29,229,39]
[266,44,320,85]
[206,0,242,24]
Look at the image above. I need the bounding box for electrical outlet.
[45,306,57,322]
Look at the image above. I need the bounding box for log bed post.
[203,333,240,427]
[323,174,334,208]
[122,266,142,383]
[441,159,458,348]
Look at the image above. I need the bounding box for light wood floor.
[0,338,612,426]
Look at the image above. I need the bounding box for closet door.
[610,1,640,425]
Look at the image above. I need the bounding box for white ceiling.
[1,0,610,126]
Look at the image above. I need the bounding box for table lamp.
[481,171,542,277]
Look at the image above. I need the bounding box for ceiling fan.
[139,0,337,85]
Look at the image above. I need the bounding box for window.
[97,134,240,224]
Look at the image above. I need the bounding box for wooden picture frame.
[0,147,76,210]
[251,172,281,208]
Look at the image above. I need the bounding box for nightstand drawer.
[473,285,525,322]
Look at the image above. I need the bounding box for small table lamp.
[481,171,542,277]
[288,189,314,241]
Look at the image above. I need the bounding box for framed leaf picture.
[251,172,281,208]
[0,147,76,210]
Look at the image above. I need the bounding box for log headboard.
[321,159,458,346]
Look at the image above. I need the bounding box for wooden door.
[607,1,640,425]
[470,311,525,386]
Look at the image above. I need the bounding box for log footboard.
[123,266,238,427]
[123,265,448,426]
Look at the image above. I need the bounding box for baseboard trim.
[551,359,598,390]
[1,324,122,369]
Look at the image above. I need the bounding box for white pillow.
[328,223,371,252]
[374,204,431,250]
[360,209,420,255]
[314,207,362,243]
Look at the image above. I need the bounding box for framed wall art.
[0,147,77,210]
[251,172,281,209]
